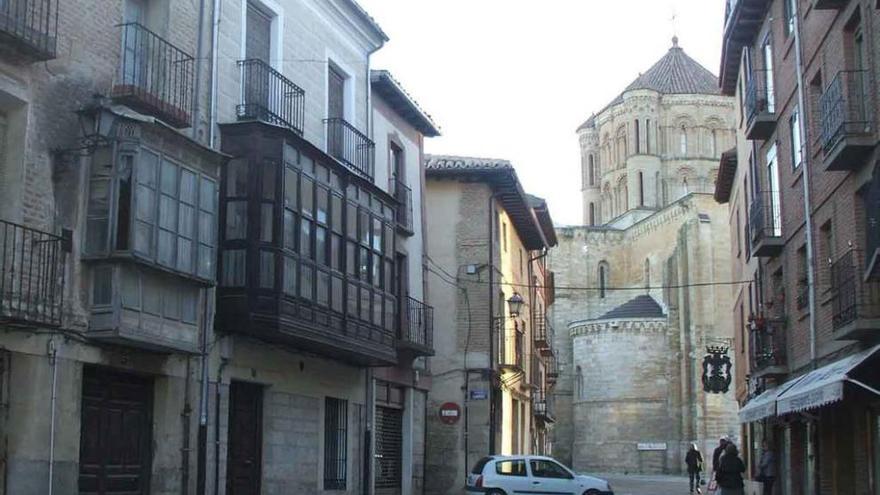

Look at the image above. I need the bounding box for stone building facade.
[716,0,880,493]
[423,155,558,495]
[0,1,439,494]
[550,39,741,474]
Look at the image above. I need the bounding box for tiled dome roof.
[578,38,720,131]
[597,294,665,320]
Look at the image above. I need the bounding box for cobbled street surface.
[599,473,691,495]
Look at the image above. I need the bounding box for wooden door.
[226,381,263,495]
[245,2,271,63]
[327,66,346,158]
[78,366,153,495]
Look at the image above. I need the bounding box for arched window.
[634,119,641,154]
[655,171,661,206]
[644,258,651,288]
[645,119,651,153]
[589,202,596,226]
[588,155,595,186]
[680,126,688,156]
[575,366,584,399]
[711,129,719,158]
[598,262,609,298]
[638,171,645,206]
[683,176,689,195]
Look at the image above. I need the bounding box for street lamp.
[507,292,524,318]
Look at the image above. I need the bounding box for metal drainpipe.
[47,338,58,495]
[208,0,222,148]
[791,0,818,368]
[196,288,211,494]
[487,193,496,455]
[191,0,207,141]
[213,357,228,495]
[181,356,193,495]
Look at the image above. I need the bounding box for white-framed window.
[790,106,803,169]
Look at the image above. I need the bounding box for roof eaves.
[371,70,441,137]
[714,148,738,204]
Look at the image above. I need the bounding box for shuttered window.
[324,397,348,490]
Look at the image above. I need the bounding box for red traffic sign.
[439,402,461,425]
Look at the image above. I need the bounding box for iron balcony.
[533,388,555,423]
[0,0,57,61]
[324,118,375,181]
[0,219,68,327]
[831,249,880,341]
[820,70,875,171]
[397,296,434,358]
[534,316,554,355]
[720,0,771,95]
[749,191,784,257]
[745,69,777,140]
[112,23,195,129]
[748,315,787,378]
[237,58,306,136]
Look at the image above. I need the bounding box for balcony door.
[243,2,272,117]
[763,38,775,113]
[122,0,148,89]
[327,65,346,157]
[766,144,782,237]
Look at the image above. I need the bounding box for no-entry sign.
[439,402,461,424]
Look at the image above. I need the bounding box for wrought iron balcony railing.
[496,323,524,371]
[237,58,305,135]
[533,388,555,421]
[546,350,559,383]
[749,316,786,375]
[530,353,542,387]
[795,281,809,310]
[0,219,68,327]
[392,177,414,234]
[831,249,880,338]
[820,70,875,170]
[745,69,777,140]
[0,0,57,61]
[112,23,194,128]
[399,296,433,354]
[534,316,554,353]
[324,118,374,181]
[749,191,783,257]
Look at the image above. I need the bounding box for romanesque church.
[549,38,741,474]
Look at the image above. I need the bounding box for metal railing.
[795,282,809,310]
[533,389,554,420]
[496,324,524,370]
[0,0,56,60]
[324,118,374,181]
[750,191,782,243]
[0,219,67,326]
[401,296,433,350]
[113,23,194,128]
[749,316,786,372]
[746,69,776,124]
[831,249,880,330]
[820,70,874,154]
[530,353,542,387]
[237,58,305,135]
[546,351,559,382]
[392,178,413,233]
[534,316,554,350]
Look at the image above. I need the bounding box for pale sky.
[358,0,726,226]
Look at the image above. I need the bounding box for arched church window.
[645,119,651,153]
[588,155,595,186]
[644,258,651,288]
[575,366,584,399]
[598,262,609,299]
[711,129,718,158]
[634,119,640,154]
[680,126,688,156]
[638,172,645,206]
[589,203,596,226]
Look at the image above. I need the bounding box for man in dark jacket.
[685,443,704,494]
[712,437,728,478]
[717,443,746,495]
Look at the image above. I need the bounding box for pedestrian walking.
[685,443,704,494]
[716,443,746,495]
[757,440,776,495]
[711,437,728,480]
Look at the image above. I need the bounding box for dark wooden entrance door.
[226,381,263,495]
[374,406,403,495]
[78,366,153,495]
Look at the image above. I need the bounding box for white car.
[466,455,613,495]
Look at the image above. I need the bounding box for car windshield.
[471,457,493,474]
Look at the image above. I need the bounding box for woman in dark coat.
[716,443,746,495]
[685,443,704,494]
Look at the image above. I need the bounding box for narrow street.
[600,473,691,495]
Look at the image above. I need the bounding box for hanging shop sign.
[702,344,733,394]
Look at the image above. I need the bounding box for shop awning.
[776,345,880,415]
[738,377,805,423]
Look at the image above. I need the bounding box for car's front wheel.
[583,490,601,495]
[486,490,507,495]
